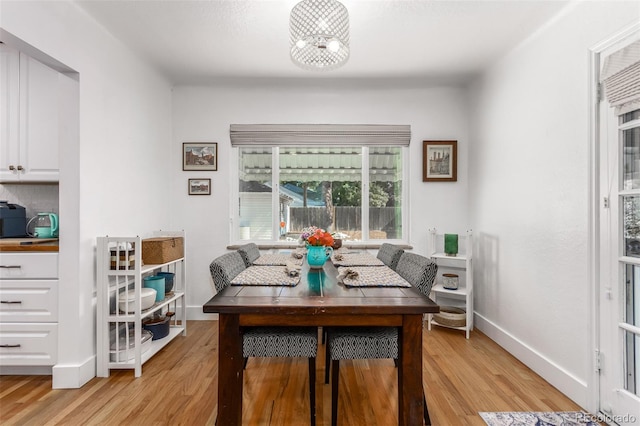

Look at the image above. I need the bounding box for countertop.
[0,238,59,252]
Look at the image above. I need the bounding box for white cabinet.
[0,45,60,182]
[427,229,473,339]
[0,253,58,279]
[0,323,58,366]
[0,252,59,367]
[0,45,20,179]
[96,232,187,377]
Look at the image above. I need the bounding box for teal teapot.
[27,212,59,238]
[306,245,333,269]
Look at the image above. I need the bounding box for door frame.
[588,21,640,418]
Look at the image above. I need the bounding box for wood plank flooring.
[0,320,588,425]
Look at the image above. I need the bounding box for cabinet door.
[0,253,58,279]
[0,280,58,322]
[0,323,58,366]
[18,53,60,182]
[0,45,20,181]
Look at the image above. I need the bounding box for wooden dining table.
[202,256,440,426]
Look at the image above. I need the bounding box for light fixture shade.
[289,0,350,71]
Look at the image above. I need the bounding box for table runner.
[231,266,301,286]
[338,266,411,288]
[332,252,385,267]
[253,253,304,266]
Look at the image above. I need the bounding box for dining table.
[202,252,440,426]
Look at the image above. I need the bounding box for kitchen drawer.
[0,280,58,322]
[0,323,57,366]
[0,253,58,279]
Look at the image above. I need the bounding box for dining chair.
[237,242,261,267]
[323,243,404,343]
[324,252,438,426]
[209,251,318,426]
[376,243,405,270]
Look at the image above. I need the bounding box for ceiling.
[75,0,571,85]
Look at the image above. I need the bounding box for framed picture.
[183,142,218,171]
[188,178,211,195]
[423,140,457,182]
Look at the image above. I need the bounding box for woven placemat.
[231,266,300,287]
[332,253,384,267]
[338,266,411,288]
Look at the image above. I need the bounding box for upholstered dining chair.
[237,242,261,267]
[324,252,438,426]
[209,251,318,426]
[376,243,405,270]
[321,244,406,343]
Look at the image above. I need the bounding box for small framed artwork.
[423,140,457,182]
[188,178,211,195]
[183,142,218,171]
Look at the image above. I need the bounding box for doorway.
[596,26,640,426]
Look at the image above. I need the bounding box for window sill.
[227,242,413,251]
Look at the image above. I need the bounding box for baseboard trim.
[474,313,588,409]
[0,366,52,375]
[188,305,217,321]
[52,355,95,389]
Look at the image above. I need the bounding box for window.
[369,147,403,240]
[235,145,407,243]
[238,147,273,240]
[621,110,640,397]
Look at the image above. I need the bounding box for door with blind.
[598,32,640,426]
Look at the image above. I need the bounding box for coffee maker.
[0,201,27,238]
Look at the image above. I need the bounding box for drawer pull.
[1,300,22,304]
[0,344,21,348]
[0,265,22,269]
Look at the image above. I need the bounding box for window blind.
[230,124,411,147]
[601,40,640,115]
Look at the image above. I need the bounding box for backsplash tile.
[0,183,59,220]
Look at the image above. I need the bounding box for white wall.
[469,0,640,410]
[1,0,174,387]
[172,82,470,316]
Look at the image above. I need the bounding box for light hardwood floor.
[0,320,588,425]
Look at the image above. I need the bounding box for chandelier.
[289,0,350,71]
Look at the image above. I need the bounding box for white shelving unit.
[427,229,473,338]
[96,231,187,377]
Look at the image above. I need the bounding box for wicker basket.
[142,237,184,264]
[433,306,466,328]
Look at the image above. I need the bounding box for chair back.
[237,243,261,267]
[376,243,404,270]
[396,252,438,297]
[209,251,247,292]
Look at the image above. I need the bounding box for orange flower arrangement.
[301,227,334,247]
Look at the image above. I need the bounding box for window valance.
[230,124,411,147]
[601,40,640,115]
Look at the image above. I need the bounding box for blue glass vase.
[306,245,333,269]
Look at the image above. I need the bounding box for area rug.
[479,412,600,426]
